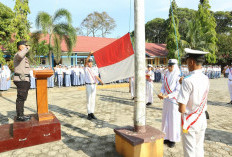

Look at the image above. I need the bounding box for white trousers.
[228,80,232,101]
[86,84,96,114]
[58,75,63,87]
[182,128,206,157]
[146,81,153,103]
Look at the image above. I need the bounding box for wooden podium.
[34,70,54,121]
[0,70,61,153]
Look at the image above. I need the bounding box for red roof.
[39,34,117,52]
[145,43,168,57]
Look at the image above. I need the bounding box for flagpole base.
[114,125,165,157]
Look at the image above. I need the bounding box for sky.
[1,0,232,38]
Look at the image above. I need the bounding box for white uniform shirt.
[226,68,232,80]
[177,69,209,131]
[145,70,154,82]
[65,69,71,75]
[57,68,63,75]
[84,67,97,84]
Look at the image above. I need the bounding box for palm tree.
[35,9,77,66]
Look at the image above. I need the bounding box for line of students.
[28,65,129,89]
[0,65,11,91]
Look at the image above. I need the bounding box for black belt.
[14,73,30,77]
[86,83,96,85]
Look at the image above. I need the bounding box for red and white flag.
[94,33,134,83]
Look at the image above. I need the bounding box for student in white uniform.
[224,64,232,104]
[177,48,210,157]
[79,65,85,85]
[30,68,36,89]
[0,66,7,91]
[57,64,63,88]
[146,64,155,106]
[85,52,103,120]
[158,59,181,148]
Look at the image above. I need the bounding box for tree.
[29,33,49,65]
[98,12,116,37]
[81,12,101,37]
[166,0,181,59]
[176,8,196,41]
[214,11,232,34]
[0,2,16,57]
[0,51,6,65]
[81,11,116,37]
[13,0,31,41]
[145,18,167,43]
[217,33,232,64]
[195,0,217,63]
[36,9,77,65]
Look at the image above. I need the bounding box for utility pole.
[134,0,146,133]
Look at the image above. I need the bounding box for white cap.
[168,59,178,65]
[184,48,209,55]
[147,64,153,68]
[88,58,93,62]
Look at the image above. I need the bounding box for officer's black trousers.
[14,81,30,117]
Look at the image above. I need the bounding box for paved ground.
[0,78,232,157]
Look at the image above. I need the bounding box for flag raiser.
[93,33,135,83]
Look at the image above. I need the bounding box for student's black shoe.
[87,114,92,120]
[90,113,97,119]
[132,97,135,100]
[227,101,232,104]
[16,115,31,122]
[164,140,169,145]
[146,102,152,106]
[167,141,175,148]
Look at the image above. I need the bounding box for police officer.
[177,48,210,157]
[14,41,31,121]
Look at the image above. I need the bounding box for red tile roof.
[39,34,117,52]
[145,43,168,57]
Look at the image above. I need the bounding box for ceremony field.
[0,78,231,157]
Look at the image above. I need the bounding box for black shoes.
[227,101,232,104]
[87,114,92,120]
[90,113,97,119]
[168,141,175,148]
[164,140,175,148]
[16,115,31,122]
[87,113,97,120]
[146,102,152,106]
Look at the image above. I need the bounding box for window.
[41,58,46,65]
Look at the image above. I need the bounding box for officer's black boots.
[16,115,31,122]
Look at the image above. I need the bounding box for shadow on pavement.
[205,128,232,146]
[0,112,9,125]
[0,96,15,104]
[61,121,122,157]
[208,100,232,108]
[98,94,163,111]
[49,104,119,130]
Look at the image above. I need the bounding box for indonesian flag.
[94,33,134,83]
